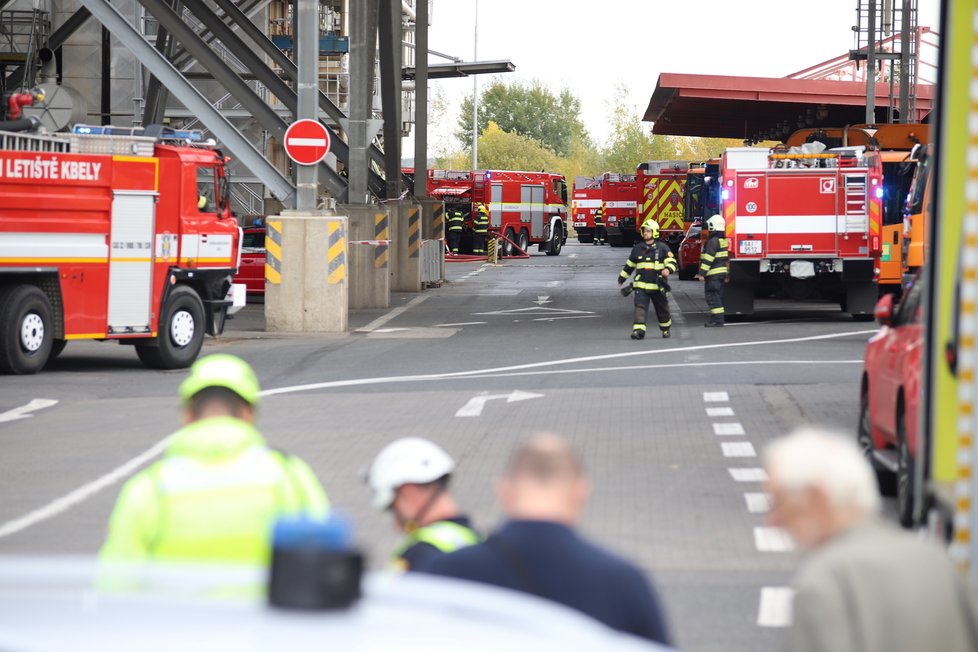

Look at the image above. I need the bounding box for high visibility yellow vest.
[99,416,329,565]
[393,519,481,560]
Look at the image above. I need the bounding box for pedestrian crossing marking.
[721,442,757,458]
[757,587,794,627]
[706,406,735,417]
[703,391,730,402]
[754,527,795,552]
[714,422,746,436]
[729,468,768,482]
[744,493,772,513]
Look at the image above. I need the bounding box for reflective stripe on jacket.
[619,240,677,291]
[473,211,489,234]
[99,416,329,565]
[699,235,729,277]
[448,212,465,231]
[394,519,482,560]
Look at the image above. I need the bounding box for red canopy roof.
[644,73,934,140]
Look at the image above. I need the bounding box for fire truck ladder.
[843,173,870,236]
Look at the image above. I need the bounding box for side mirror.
[874,294,895,326]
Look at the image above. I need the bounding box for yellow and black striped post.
[265,220,283,284]
[407,206,421,259]
[375,211,389,242]
[374,242,389,270]
[327,221,346,285]
[487,234,498,265]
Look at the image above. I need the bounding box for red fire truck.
[571,176,602,243]
[0,124,244,374]
[635,161,689,252]
[720,144,883,319]
[597,173,640,248]
[428,169,568,256]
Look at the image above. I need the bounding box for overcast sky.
[410,0,941,156]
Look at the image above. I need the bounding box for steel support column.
[142,0,179,127]
[349,0,378,205]
[378,0,402,200]
[866,0,877,123]
[294,0,318,210]
[76,0,295,203]
[413,0,428,199]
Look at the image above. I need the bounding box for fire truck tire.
[136,286,205,370]
[516,229,529,255]
[503,228,516,257]
[546,225,563,256]
[857,380,896,496]
[0,284,54,375]
[48,339,67,362]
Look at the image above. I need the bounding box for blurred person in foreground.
[418,434,672,645]
[100,354,329,564]
[366,437,480,571]
[765,427,978,652]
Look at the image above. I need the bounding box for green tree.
[455,79,590,157]
[477,122,563,171]
[601,87,676,172]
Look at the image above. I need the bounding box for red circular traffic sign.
[283,119,331,166]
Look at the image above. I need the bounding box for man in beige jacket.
[765,427,978,652]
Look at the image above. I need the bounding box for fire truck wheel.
[857,380,896,496]
[47,340,67,363]
[0,284,54,375]
[545,225,563,256]
[503,228,516,257]
[896,402,916,528]
[136,286,205,370]
[516,229,529,254]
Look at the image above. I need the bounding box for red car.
[234,226,266,297]
[677,219,704,280]
[858,276,923,527]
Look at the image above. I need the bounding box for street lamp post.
[472,0,478,169]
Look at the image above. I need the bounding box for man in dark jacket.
[618,220,677,339]
[696,214,729,327]
[418,434,672,645]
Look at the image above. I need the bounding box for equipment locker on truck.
[0,124,244,374]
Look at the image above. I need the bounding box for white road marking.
[0,436,172,539]
[532,315,599,322]
[455,390,544,417]
[355,295,429,333]
[754,526,795,552]
[703,391,730,402]
[568,253,578,258]
[729,468,769,482]
[0,399,58,424]
[706,406,735,417]
[546,280,561,287]
[745,493,773,513]
[534,295,552,305]
[476,306,594,316]
[757,587,794,627]
[721,441,757,458]
[434,321,488,328]
[714,422,746,436]
[0,330,873,537]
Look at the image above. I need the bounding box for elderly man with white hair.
[764,427,978,652]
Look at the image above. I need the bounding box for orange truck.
[0,124,243,374]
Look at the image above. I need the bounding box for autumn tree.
[455,79,590,157]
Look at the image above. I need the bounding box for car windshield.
[242,231,265,249]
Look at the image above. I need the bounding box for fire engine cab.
[720,142,883,319]
[0,124,244,374]
[635,161,689,252]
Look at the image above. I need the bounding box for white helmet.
[366,438,455,510]
[706,214,725,232]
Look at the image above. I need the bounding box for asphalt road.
[0,240,883,652]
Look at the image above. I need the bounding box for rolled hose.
[0,117,39,132]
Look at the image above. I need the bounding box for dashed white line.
[714,422,746,436]
[744,493,773,513]
[703,391,730,402]
[754,526,795,552]
[706,406,735,417]
[721,441,757,458]
[757,587,794,627]
[729,468,769,482]
[433,321,488,328]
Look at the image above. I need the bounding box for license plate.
[740,239,762,255]
[573,221,586,227]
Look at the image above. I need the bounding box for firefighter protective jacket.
[473,209,489,234]
[594,208,604,226]
[699,234,729,277]
[448,211,465,232]
[619,240,677,291]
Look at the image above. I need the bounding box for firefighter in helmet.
[618,219,677,339]
[696,214,729,327]
[472,203,490,255]
[100,354,329,564]
[366,437,481,571]
[447,206,465,255]
[593,205,607,245]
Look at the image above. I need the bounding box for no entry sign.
[283,119,331,166]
